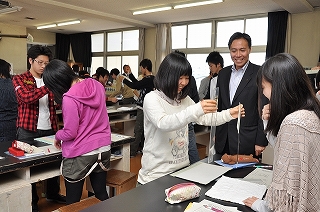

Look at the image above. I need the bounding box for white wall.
[290,9,320,67]
[0,23,27,74]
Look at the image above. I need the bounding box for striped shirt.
[12,71,57,132]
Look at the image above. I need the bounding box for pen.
[254,165,272,168]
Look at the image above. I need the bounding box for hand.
[255,145,266,156]
[200,99,217,114]
[262,104,270,120]
[109,97,118,103]
[229,104,245,118]
[54,139,62,150]
[243,196,259,208]
[119,75,124,81]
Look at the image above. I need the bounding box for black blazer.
[215,62,268,155]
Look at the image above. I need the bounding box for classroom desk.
[0,134,134,211]
[106,104,137,136]
[81,160,258,212]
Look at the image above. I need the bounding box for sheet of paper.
[35,135,55,145]
[205,176,267,205]
[171,162,231,185]
[116,106,135,111]
[214,160,256,169]
[184,199,240,212]
[242,168,273,188]
[37,145,61,155]
[111,133,131,142]
[237,102,241,133]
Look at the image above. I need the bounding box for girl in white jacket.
[138,52,244,184]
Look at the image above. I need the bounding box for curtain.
[55,33,70,62]
[266,11,289,59]
[70,32,92,71]
[155,23,172,74]
[284,14,292,53]
[139,28,145,70]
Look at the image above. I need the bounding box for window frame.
[91,28,140,76]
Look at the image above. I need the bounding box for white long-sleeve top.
[138,90,234,184]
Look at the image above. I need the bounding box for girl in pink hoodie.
[43,59,111,205]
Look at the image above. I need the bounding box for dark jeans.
[131,108,144,156]
[17,127,61,205]
[188,123,200,164]
[65,171,108,204]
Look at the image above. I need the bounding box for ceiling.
[0,0,319,34]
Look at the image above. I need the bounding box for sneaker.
[46,194,66,204]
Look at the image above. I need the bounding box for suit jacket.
[215,62,268,155]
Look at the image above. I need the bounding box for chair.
[106,169,137,197]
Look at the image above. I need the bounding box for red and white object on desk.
[12,140,34,153]
[9,140,35,157]
[8,147,25,157]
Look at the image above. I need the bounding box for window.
[187,23,212,48]
[216,20,244,48]
[107,32,122,52]
[91,33,104,52]
[91,29,140,78]
[123,30,139,51]
[171,16,268,89]
[91,57,104,75]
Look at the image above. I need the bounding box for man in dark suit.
[215,32,268,157]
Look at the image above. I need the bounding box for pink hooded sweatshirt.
[55,78,111,158]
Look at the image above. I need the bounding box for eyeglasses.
[34,59,49,66]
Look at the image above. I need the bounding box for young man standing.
[12,45,66,212]
[203,51,224,100]
[119,59,155,157]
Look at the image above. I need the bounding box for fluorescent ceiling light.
[57,20,81,26]
[133,6,172,15]
[36,24,57,29]
[174,0,223,9]
[36,19,81,29]
[0,6,22,15]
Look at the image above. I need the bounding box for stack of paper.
[205,176,267,205]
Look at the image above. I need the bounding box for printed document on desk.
[205,176,267,205]
[242,168,273,188]
[185,199,240,212]
[171,162,231,185]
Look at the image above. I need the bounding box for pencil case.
[165,182,201,204]
[12,140,34,153]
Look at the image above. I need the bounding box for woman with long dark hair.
[243,53,320,211]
